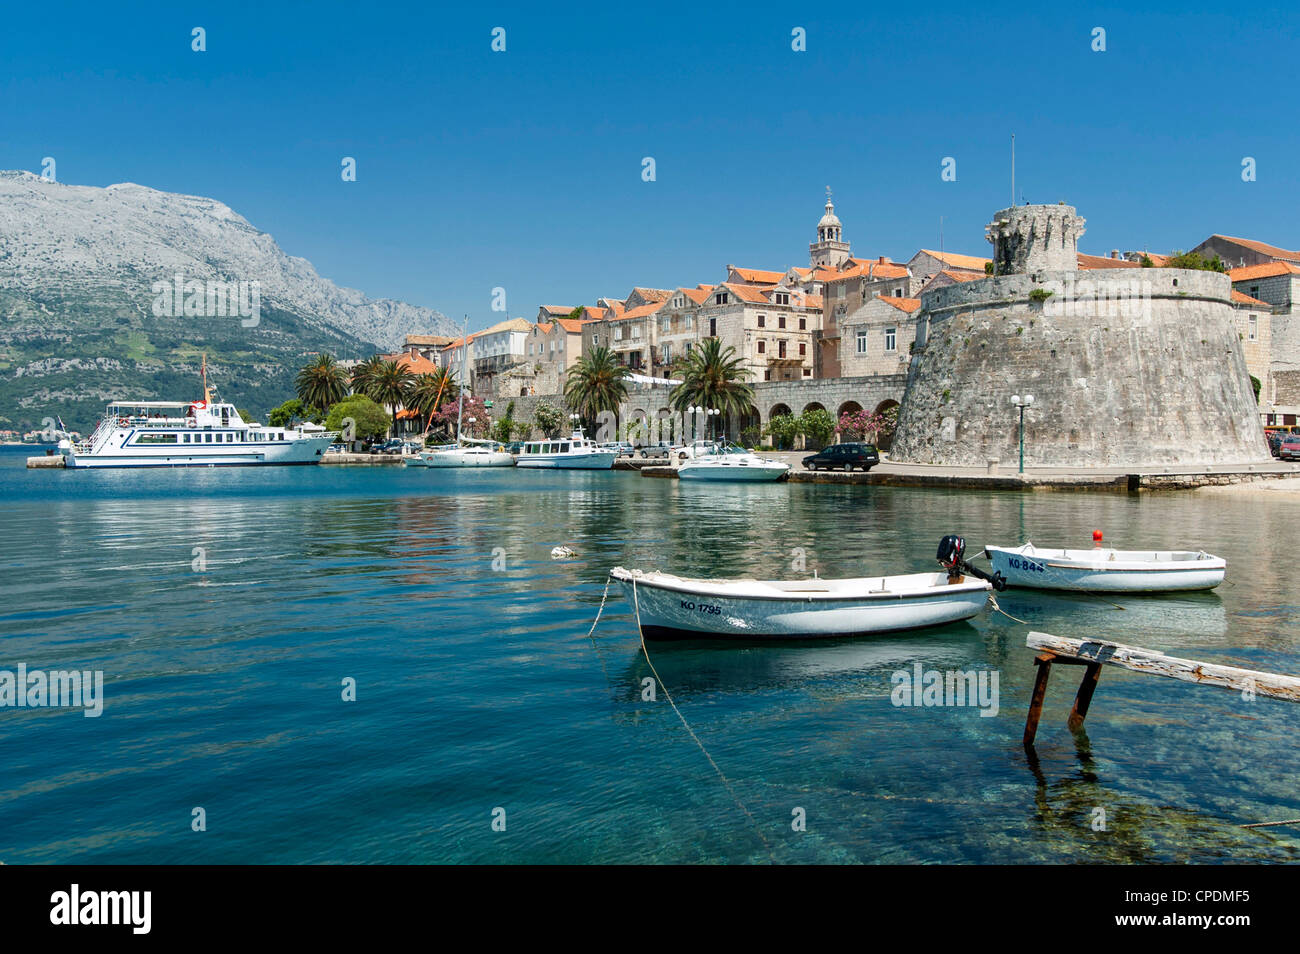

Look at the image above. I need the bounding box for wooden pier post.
[1023,631,1300,748]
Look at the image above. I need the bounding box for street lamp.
[569,412,580,435]
[707,407,720,441]
[1010,394,1034,474]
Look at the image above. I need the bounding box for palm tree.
[409,369,459,422]
[564,346,629,431]
[349,355,386,399]
[669,338,756,439]
[367,360,416,426]
[296,353,349,413]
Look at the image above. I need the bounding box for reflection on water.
[0,447,1297,863]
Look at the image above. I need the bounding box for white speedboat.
[58,401,335,468]
[410,437,514,468]
[609,566,991,640]
[677,442,789,482]
[984,543,1227,592]
[516,430,616,469]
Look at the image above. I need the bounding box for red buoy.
[1093,529,1103,548]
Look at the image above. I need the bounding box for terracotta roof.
[719,282,770,304]
[1208,235,1300,264]
[539,305,577,317]
[478,317,534,335]
[729,266,785,285]
[441,334,477,351]
[609,303,661,321]
[554,318,586,333]
[534,322,554,334]
[824,260,910,282]
[387,352,440,374]
[916,249,990,271]
[631,287,672,302]
[403,334,456,346]
[680,285,714,304]
[876,296,923,314]
[581,306,607,321]
[799,294,824,309]
[935,269,984,283]
[1229,261,1300,281]
[1231,290,1271,308]
[1077,253,1140,270]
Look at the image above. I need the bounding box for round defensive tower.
[890,204,1269,468]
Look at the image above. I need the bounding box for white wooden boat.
[516,430,616,469]
[609,566,991,640]
[984,543,1226,592]
[410,437,513,467]
[677,442,790,482]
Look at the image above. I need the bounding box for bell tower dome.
[810,187,851,268]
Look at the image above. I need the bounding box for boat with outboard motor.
[609,535,1004,640]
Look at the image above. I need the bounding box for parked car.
[803,443,880,471]
[637,441,673,459]
[676,440,720,461]
[1279,436,1300,462]
[324,443,345,455]
[370,438,405,455]
[598,441,635,456]
[1266,430,1287,457]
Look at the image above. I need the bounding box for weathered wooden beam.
[1027,632,1300,703]
[1023,653,1055,748]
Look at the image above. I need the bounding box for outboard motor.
[937,535,1007,591]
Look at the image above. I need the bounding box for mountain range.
[0,170,453,432]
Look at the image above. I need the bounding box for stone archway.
[734,405,761,446]
[835,401,864,444]
[628,408,649,443]
[873,399,900,452]
[767,403,795,450]
[801,402,829,451]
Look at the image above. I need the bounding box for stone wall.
[891,269,1270,467]
[497,375,906,441]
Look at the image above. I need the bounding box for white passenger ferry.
[59,399,337,468]
[515,430,616,469]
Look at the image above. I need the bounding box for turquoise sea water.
[1,444,1297,864]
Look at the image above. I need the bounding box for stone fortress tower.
[890,203,1270,468]
[810,187,850,268]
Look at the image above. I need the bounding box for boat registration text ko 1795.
[680,600,722,615]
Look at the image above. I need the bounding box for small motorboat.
[609,536,1000,640]
[676,442,790,482]
[984,541,1226,592]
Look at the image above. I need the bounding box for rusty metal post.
[1023,652,1055,748]
[1067,662,1103,732]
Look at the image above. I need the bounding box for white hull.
[678,460,789,481]
[610,567,990,640]
[413,449,515,467]
[516,452,616,469]
[985,544,1227,592]
[63,435,333,468]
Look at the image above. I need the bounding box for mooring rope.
[1241,818,1300,829]
[630,577,776,861]
[585,574,614,638]
[989,593,1032,625]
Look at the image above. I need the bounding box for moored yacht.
[59,400,336,468]
[515,430,616,469]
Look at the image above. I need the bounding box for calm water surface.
[1,445,1297,863]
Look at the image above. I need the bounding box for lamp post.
[707,407,720,441]
[1010,393,1034,474]
[688,405,702,441]
[569,412,580,436]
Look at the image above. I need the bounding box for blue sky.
[3,2,1298,332]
